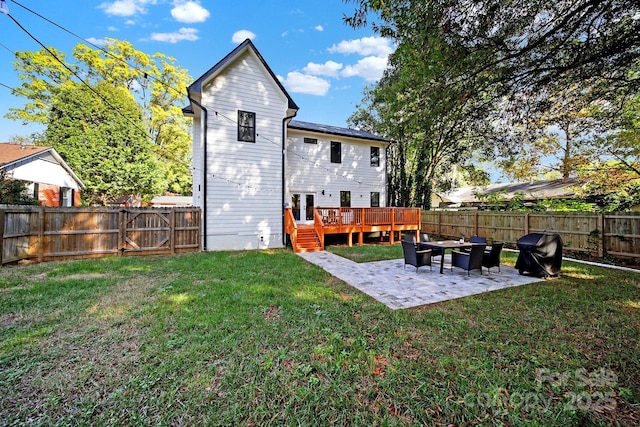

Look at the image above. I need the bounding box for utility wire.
[10,0,187,100]
[7,12,157,143]
[0,42,14,54]
[5,0,379,188]
[0,81,15,91]
[5,2,193,170]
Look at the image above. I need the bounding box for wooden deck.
[285,207,420,253]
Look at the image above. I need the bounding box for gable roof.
[0,143,50,166]
[288,120,389,144]
[185,39,299,111]
[0,143,85,188]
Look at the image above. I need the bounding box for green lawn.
[1,248,639,426]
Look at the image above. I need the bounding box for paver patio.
[298,250,543,310]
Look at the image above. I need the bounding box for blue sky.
[0,0,393,142]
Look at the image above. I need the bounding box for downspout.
[282,111,297,246]
[187,92,208,251]
[385,140,394,207]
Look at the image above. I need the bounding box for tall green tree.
[345,0,639,119]
[344,0,640,202]
[45,81,165,205]
[347,1,499,208]
[8,38,192,196]
[575,92,640,210]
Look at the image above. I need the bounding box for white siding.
[285,130,387,209]
[201,50,289,251]
[8,157,82,190]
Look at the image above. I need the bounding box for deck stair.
[294,225,322,253]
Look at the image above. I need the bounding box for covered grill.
[515,233,563,278]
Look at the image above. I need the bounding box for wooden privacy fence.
[1,206,201,265]
[421,210,640,260]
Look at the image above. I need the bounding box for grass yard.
[1,247,639,426]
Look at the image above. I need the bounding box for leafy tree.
[564,92,640,210]
[344,0,640,206]
[498,96,598,181]
[0,170,38,205]
[345,0,640,120]
[8,39,192,195]
[45,81,165,205]
[347,1,500,208]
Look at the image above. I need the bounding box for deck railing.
[316,207,420,227]
[284,207,298,250]
[314,207,421,246]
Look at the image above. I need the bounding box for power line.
[0,81,15,91]
[0,42,14,54]
[10,0,187,100]
[7,12,156,143]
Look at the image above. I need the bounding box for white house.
[184,39,388,251]
[0,143,84,206]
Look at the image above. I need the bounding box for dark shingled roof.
[288,120,388,143]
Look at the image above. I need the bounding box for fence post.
[170,208,176,254]
[599,213,606,259]
[474,211,479,237]
[524,213,529,236]
[0,209,4,265]
[118,210,125,256]
[37,207,44,263]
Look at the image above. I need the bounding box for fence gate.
[122,209,172,254]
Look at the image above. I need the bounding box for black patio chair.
[401,240,432,273]
[470,236,487,244]
[451,244,486,276]
[462,235,487,252]
[482,241,504,274]
[419,233,444,263]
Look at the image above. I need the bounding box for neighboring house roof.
[0,143,85,189]
[184,38,299,113]
[288,120,389,144]
[442,179,581,205]
[0,143,49,165]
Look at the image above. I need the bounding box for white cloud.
[85,37,111,47]
[232,30,256,44]
[125,19,136,25]
[303,61,343,78]
[328,36,394,57]
[99,0,157,17]
[278,72,330,96]
[341,55,389,82]
[150,27,199,43]
[171,1,210,23]
[314,25,324,32]
[107,26,118,32]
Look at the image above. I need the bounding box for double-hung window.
[370,192,380,207]
[238,110,256,142]
[340,191,351,207]
[370,146,380,167]
[331,141,341,163]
